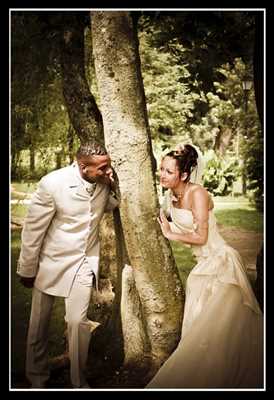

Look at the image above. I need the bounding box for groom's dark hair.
[76,141,107,159]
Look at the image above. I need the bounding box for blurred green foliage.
[202,150,240,196]
[11,12,263,211]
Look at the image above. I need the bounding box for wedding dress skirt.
[147,201,263,389]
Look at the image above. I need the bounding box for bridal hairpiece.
[174,144,185,156]
[174,143,205,185]
[189,144,205,184]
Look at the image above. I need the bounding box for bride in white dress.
[147,144,263,389]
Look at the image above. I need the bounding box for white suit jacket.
[17,163,119,297]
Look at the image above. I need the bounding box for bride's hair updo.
[166,144,198,181]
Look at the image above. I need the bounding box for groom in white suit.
[17,141,119,389]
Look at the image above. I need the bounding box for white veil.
[174,143,205,185]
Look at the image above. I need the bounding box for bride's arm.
[158,187,209,245]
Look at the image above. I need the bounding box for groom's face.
[159,156,180,189]
[78,154,112,183]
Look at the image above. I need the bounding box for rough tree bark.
[57,13,126,375]
[91,11,184,375]
[59,13,150,382]
[60,13,103,143]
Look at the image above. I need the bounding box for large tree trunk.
[59,13,149,384]
[91,11,184,376]
[59,13,127,377]
[60,13,103,143]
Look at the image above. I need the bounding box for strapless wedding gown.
[147,199,263,389]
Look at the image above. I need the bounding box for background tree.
[137,11,262,204]
[138,21,197,148]
[11,12,72,179]
[60,12,104,143]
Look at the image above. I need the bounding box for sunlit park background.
[10,11,264,387]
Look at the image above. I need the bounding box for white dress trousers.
[26,260,95,388]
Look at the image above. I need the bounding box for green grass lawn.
[11,182,37,201]
[215,208,263,232]
[10,189,263,387]
[11,204,29,219]
[11,230,65,375]
[171,242,196,287]
[12,181,38,193]
[11,230,32,381]
[11,185,64,384]
[11,230,67,386]
[214,195,263,233]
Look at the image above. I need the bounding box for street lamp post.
[242,80,253,112]
[241,79,253,195]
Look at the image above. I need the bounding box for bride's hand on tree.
[158,209,172,239]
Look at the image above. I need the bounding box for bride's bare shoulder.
[190,183,208,196]
[190,184,214,209]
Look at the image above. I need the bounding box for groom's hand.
[19,276,35,288]
[105,168,114,183]
[105,168,119,195]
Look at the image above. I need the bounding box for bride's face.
[159,156,181,189]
